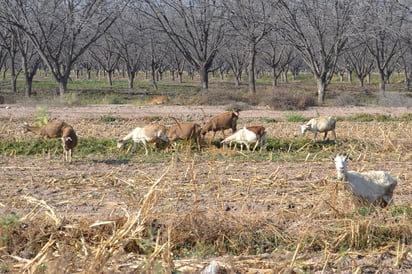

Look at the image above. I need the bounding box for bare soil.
[1,104,412,273]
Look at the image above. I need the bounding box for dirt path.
[1,104,410,123]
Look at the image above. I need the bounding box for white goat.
[221,127,259,151]
[246,125,267,151]
[301,116,336,141]
[333,153,398,207]
[117,124,169,155]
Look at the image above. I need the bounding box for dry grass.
[1,114,412,273]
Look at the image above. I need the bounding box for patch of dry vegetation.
[1,112,412,272]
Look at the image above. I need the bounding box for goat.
[61,126,78,163]
[333,153,398,207]
[167,121,202,150]
[23,120,70,139]
[221,126,259,151]
[201,110,239,139]
[117,124,169,155]
[148,95,168,105]
[246,126,267,151]
[301,116,336,141]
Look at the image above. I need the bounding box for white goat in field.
[301,116,336,141]
[221,127,259,151]
[333,153,398,207]
[246,125,267,151]
[117,124,169,155]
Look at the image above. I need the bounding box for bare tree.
[1,0,126,96]
[397,1,412,91]
[0,24,21,92]
[0,47,8,79]
[223,40,247,87]
[14,27,42,97]
[260,34,296,87]
[345,45,374,88]
[355,0,406,98]
[88,36,120,86]
[142,0,227,90]
[275,0,354,104]
[223,0,273,94]
[167,45,186,83]
[110,10,145,89]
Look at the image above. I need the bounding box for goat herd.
[22,110,337,162]
[21,109,398,207]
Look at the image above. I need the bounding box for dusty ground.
[1,104,412,273]
[1,104,411,122]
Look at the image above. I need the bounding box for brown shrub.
[269,90,316,110]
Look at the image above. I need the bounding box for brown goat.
[61,126,78,163]
[201,110,239,139]
[246,126,267,151]
[23,120,69,139]
[167,122,202,150]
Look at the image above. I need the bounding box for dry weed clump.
[268,89,316,110]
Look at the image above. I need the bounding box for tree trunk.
[247,43,256,94]
[107,71,113,86]
[178,72,183,83]
[284,69,289,83]
[272,67,277,87]
[199,66,208,89]
[359,77,365,88]
[316,78,326,105]
[59,79,68,96]
[25,75,33,97]
[347,70,353,83]
[378,70,386,98]
[10,61,17,92]
[128,73,135,89]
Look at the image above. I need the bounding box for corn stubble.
[1,119,412,273]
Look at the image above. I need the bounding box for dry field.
[1,104,412,273]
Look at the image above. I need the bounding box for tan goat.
[117,124,169,155]
[301,116,336,141]
[167,121,202,150]
[61,126,78,163]
[201,110,239,139]
[23,120,69,139]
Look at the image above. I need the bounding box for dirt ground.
[1,104,412,272]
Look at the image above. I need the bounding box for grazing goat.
[301,116,336,141]
[201,110,239,139]
[23,120,70,139]
[333,153,398,207]
[167,121,202,150]
[246,126,267,151]
[117,124,169,155]
[221,127,259,151]
[148,95,168,105]
[61,126,78,163]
